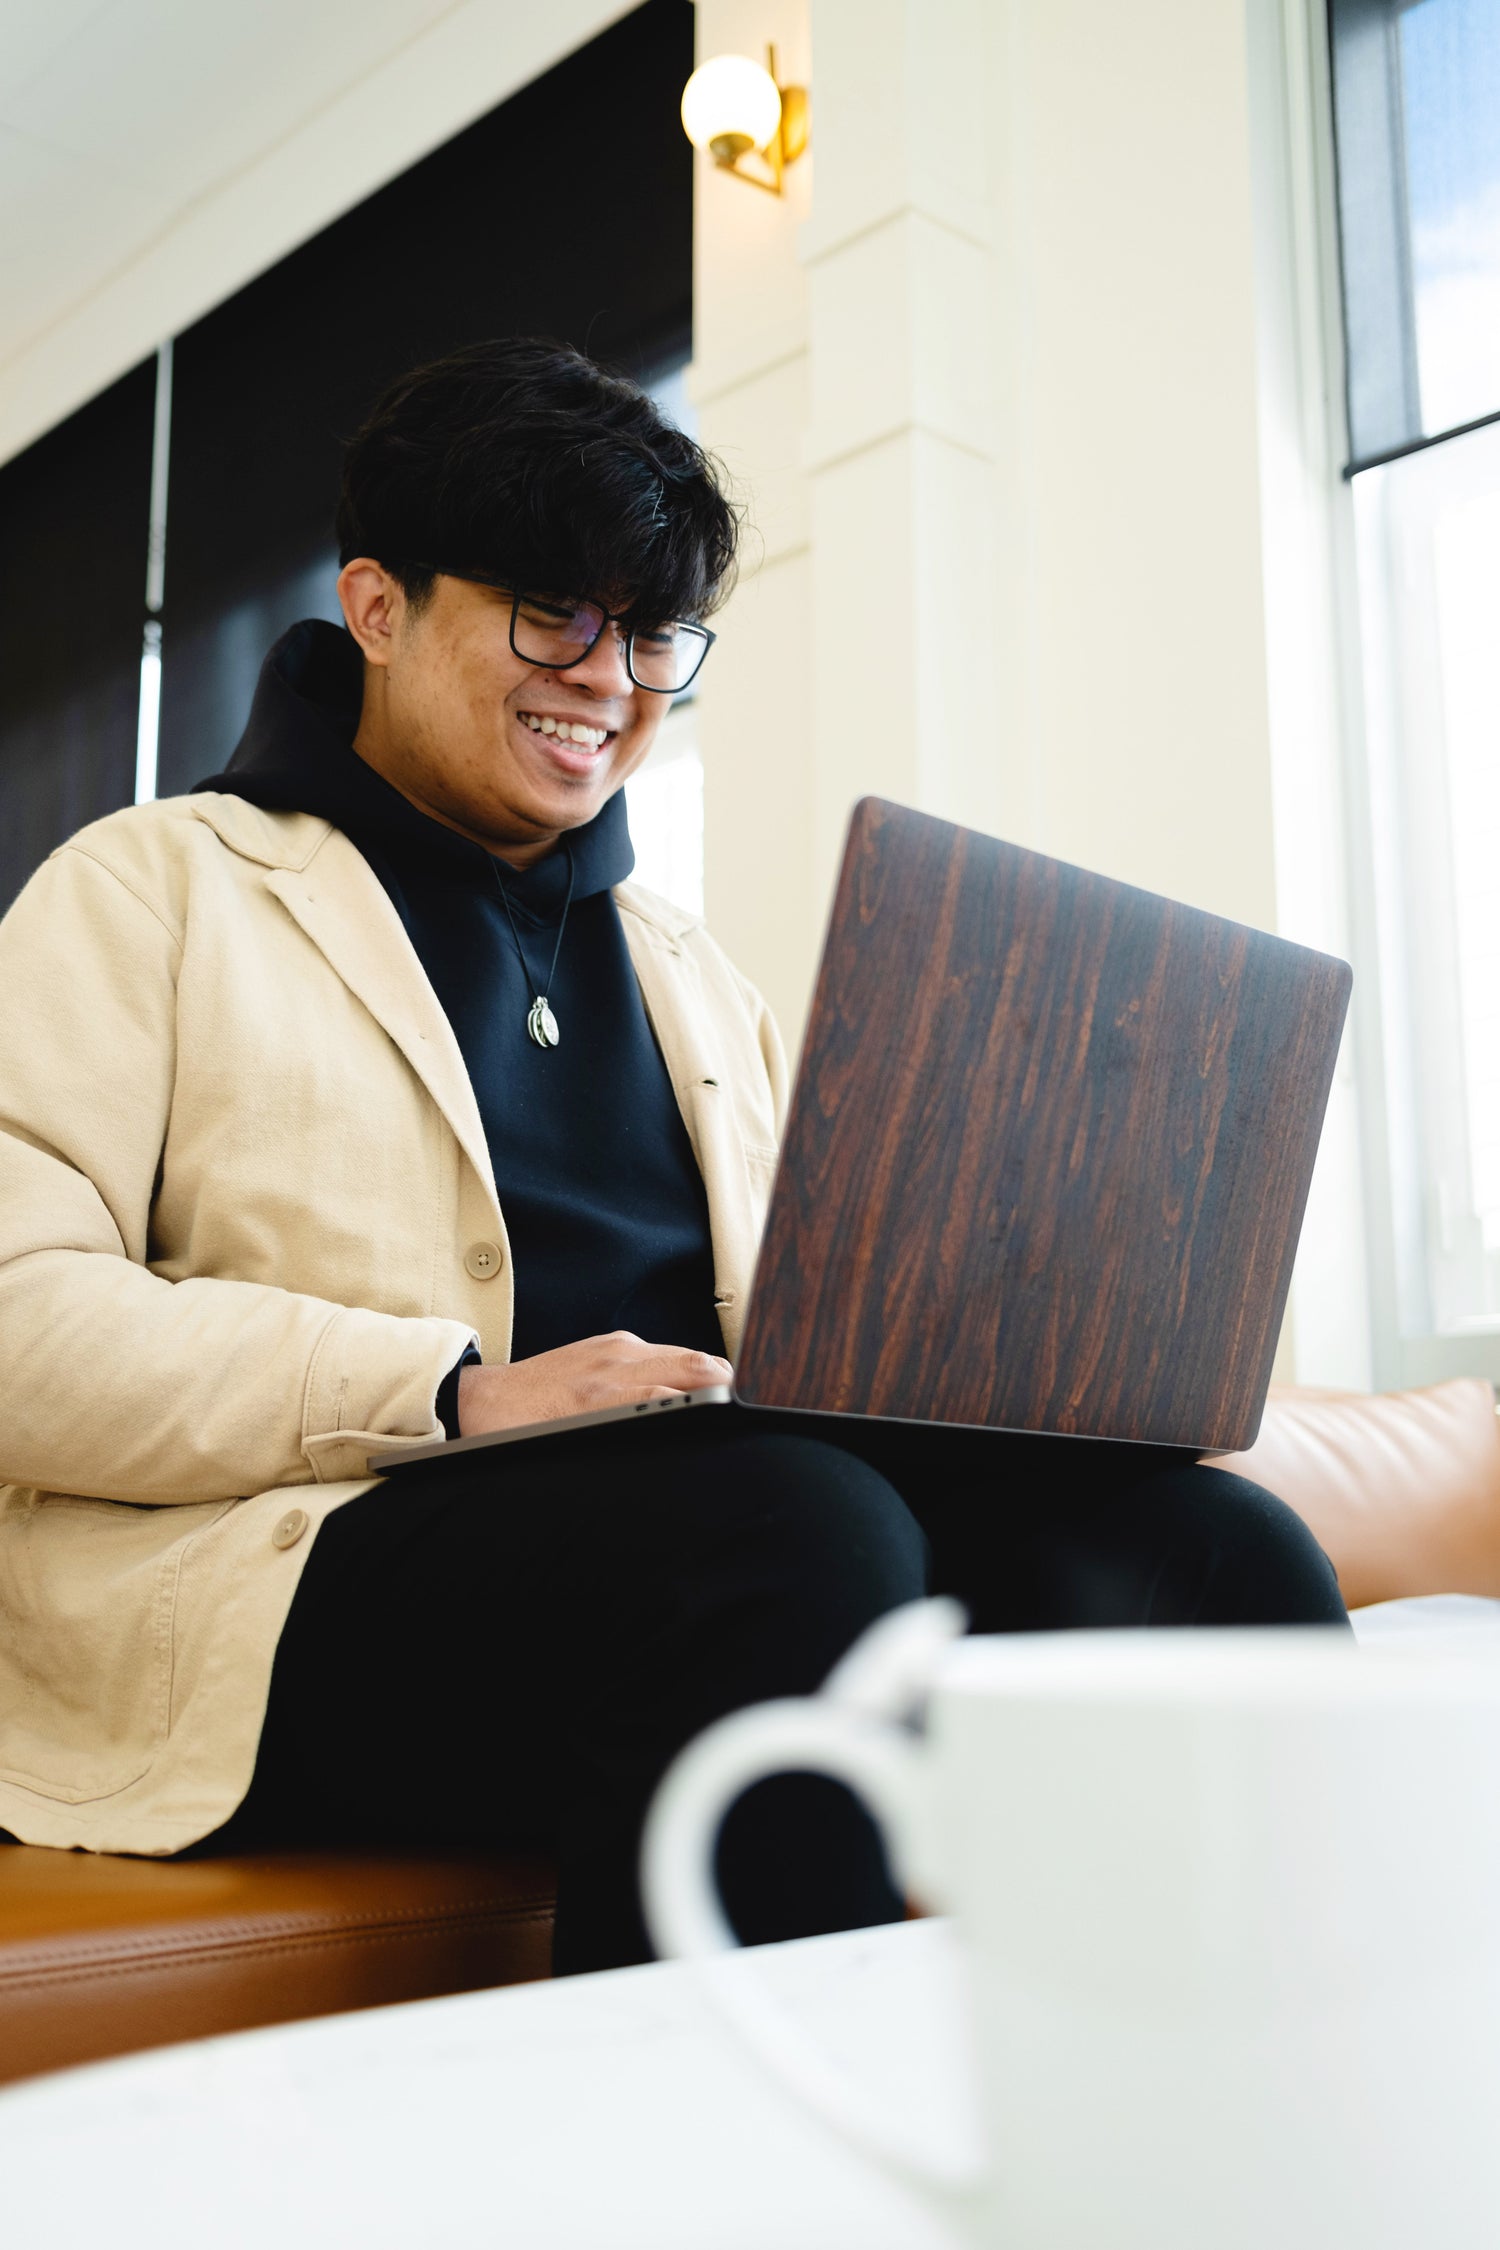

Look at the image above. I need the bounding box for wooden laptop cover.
[734,799,1352,1453]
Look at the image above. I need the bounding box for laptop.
[374,798,1351,1478]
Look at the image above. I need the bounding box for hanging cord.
[492,842,576,1047]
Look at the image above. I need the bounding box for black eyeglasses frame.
[403,564,716,695]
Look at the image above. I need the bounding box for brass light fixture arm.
[709,43,808,196]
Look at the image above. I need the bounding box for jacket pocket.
[0,1488,231,1804]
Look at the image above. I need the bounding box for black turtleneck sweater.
[199,620,725,1404]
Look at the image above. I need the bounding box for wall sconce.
[680,46,809,196]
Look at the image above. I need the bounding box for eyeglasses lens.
[628,622,710,694]
[512,597,607,670]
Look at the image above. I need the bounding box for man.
[0,341,1346,1972]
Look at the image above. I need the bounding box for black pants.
[213,1413,1348,1973]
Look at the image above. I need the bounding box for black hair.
[337,338,739,627]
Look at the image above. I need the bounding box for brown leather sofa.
[1220,1376,1500,1611]
[0,1842,555,2087]
[4,1377,1497,2090]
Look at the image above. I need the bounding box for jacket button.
[272,1508,309,1550]
[465,1240,503,1280]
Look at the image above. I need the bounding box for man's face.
[339,562,670,865]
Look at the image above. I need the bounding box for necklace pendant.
[528,995,560,1049]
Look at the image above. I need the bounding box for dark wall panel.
[159,0,693,792]
[0,360,155,909]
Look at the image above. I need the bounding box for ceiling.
[0,0,633,464]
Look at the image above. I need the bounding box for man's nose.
[563,622,632,696]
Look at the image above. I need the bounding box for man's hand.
[456,1332,733,1437]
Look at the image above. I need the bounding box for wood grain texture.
[735,800,1352,1452]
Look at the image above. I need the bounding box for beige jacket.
[0,793,786,1853]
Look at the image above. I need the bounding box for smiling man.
[0,341,1346,1971]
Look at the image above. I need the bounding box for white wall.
[988,1,1278,930]
[692,0,1365,1378]
[691,0,819,1049]
[696,0,1284,1009]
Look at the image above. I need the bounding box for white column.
[801,0,1006,910]
[691,0,818,1045]
[980,0,1281,935]
[698,0,1288,1014]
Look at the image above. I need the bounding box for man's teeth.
[519,712,608,749]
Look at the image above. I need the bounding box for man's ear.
[338,558,402,667]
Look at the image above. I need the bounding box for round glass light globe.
[680,54,782,155]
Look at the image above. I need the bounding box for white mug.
[643,1603,1500,2248]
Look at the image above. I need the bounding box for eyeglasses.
[410,565,716,695]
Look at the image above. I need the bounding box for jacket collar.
[186,791,703,946]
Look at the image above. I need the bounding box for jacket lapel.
[193,797,757,1339]
[265,833,498,1212]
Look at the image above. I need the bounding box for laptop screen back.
[733,799,1351,1453]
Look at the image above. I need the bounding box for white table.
[1352,1592,1500,1649]
[0,1919,969,2249]
[10,1600,1492,2246]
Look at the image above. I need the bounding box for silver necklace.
[492,846,576,1049]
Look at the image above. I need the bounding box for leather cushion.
[0,1844,555,2085]
[1220,1378,1500,1611]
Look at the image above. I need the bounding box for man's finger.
[672,1351,732,1380]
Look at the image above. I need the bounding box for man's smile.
[513,705,620,774]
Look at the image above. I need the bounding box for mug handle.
[641,1605,984,2194]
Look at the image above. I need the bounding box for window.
[1330,0,1500,1365]
[1332,0,1500,466]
